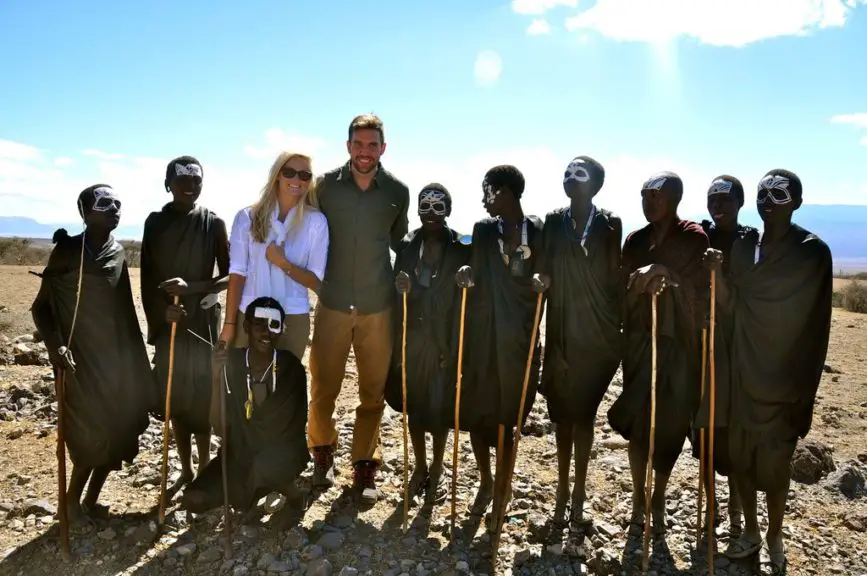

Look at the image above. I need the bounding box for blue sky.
[1,0,866,235]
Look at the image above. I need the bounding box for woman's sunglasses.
[280,167,313,182]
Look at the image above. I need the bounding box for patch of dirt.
[1,264,865,576]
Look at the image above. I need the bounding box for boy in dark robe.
[540,156,623,531]
[706,169,832,573]
[181,297,310,526]
[31,184,155,522]
[607,171,708,536]
[386,183,471,505]
[692,175,756,541]
[455,165,548,529]
[141,156,230,496]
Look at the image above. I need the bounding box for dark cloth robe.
[188,348,310,511]
[384,227,472,433]
[691,221,756,475]
[141,204,221,434]
[459,216,545,448]
[725,224,832,491]
[31,232,155,470]
[608,219,709,471]
[540,207,622,423]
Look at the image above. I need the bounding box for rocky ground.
[1,264,866,576]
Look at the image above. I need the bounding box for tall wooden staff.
[450,285,469,536]
[158,294,181,525]
[54,366,71,562]
[400,291,410,532]
[641,291,659,573]
[53,234,85,561]
[696,327,708,545]
[707,269,718,573]
[492,291,544,572]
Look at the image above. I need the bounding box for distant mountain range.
[2,203,865,261]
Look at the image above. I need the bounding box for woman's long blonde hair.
[249,151,320,244]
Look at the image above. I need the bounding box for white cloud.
[243,128,329,161]
[560,0,867,47]
[81,149,125,160]
[527,19,552,35]
[511,0,578,15]
[2,132,866,240]
[831,112,867,144]
[831,112,867,128]
[54,157,74,167]
[474,50,503,87]
[0,140,41,161]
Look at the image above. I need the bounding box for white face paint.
[82,186,122,216]
[757,174,792,205]
[482,179,500,206]
[418,189,448,216]
[642,175,668,191]
[563,157,591,184]
[253,306,283,334]
[707,178,733,197]
[174,163,203,178]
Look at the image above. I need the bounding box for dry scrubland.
[0,237,865,575]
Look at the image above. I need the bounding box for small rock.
[318,531,345,550]
[791,439,836,484]
[267,559,293,572]
[339,567,359,576]
[822,462,866,499]
[176,543,197,556]
[198,547,222,563]
[97,527,116,540]
[308,557,333,576]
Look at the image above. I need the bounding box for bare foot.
[553,486,569,526]
[407,467,428,499]
[469,479,493,516]
[424,469,447,505]
[165,471,194,499]
[81,502,110,520]
[66,501,96,531]
[651,505,666,535]
[627,506,645,536]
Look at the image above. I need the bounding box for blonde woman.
[219,152,328,359]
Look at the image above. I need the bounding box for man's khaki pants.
[307,303,393,464]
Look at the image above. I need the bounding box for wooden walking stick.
[212,300,232,559]
[641,291,659,574]
[219,362,232,558]
[696,327,707,545]
[707,269,718,573]
[55,366,71,562]
[158,294,181,525]
[492,290,544,572]
[401,291,410,532]
[450,285,469,536]
[53,233,85,561]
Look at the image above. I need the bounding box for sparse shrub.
[842,280,867,314]
[119,240,142,267]
[0,237,49,266]
[832,291,844,308]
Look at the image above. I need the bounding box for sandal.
[725,535,761,559]
[767,550,788,575]
[424,474,448,505]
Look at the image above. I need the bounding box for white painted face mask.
[253,306,283,334]
[174,163,203,178]
[563,158,591,185]
[757,174,793,205]
[418,189,448,216]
